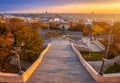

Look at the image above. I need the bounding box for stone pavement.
[27,39,95,83]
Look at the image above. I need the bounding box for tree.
[8,18,44,62]
[8,18,25,33]
[0,18,44,72]
[111,22,120,55]
[92,25,104,35]
[100,22,120,59]
[69,21,73,30]
[0,21,12,71]
[112,22,120,36]
[30,22,41,31]
[69,23,85,32]
[83,25,92,36]
[92,21,111,35]
[15,26,43,62]
[93,21,109,27]
[102,25,111,35]
[41,24,49,30]
[0,22,9,36]
[49,23,59,30]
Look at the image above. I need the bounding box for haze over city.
[1,0,120,14]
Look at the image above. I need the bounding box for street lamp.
[89,49,92,59]
[14,48,24,75]
[99,30,112,75]
[12,42,24,75]
[99,55,106,75]
[48,17,52,32]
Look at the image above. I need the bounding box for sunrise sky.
[0,0,120,14]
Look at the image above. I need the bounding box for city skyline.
[0,0,120,14]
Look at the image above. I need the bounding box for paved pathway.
[27,39,95,83]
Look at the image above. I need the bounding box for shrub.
[45,32,61,38]
[105,63,120,74]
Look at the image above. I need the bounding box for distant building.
[53,18,61,23]
[40,18,49,24]
[45,11,48,14]
[84,20,93,25]
[59,23,70,30]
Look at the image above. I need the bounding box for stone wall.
[71,43,120,83]
[0,44,51,83]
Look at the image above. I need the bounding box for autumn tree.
[49,23,59,30]
[100,22,120,59]
[49,23,61,33]
[30,22,41,31]
[93,21,109,27]
[0,21,12,71]
[69,21,73,30]
[102,25,111,35]
[8,18,25,33]
[69,23,85,32]
[112,22,120,36]
[8,18,43,62]
[92,25,104,35]
[82,25,92,36]
[15,26,43,62]
[110,22,120,55]
[41,24,49,30]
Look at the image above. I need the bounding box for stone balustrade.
[93,40,105,51]
[0,43,51,83]
[71,43,120,83]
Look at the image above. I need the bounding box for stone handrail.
[0,73,23,83]
[22,43,51,82]
[96,40,105,49]
[71,43,120,83]
[0,43,51,83]
[93,40,105,51]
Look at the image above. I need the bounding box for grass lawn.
[105,64,120,74]
[80,52,103,61]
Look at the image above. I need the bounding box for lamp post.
[89,50,92,59]
[12,42,24,75]
[48,17,52,33]
[99,56,106,75]
[106,30,112,59]
[99,29,112,75]
[14,49,24,75]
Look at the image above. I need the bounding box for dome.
[53,18,60,22]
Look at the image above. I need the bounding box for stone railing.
[0,43,51,83]
[96,40,105,49]
[93,40,105,51]
[71,43,120,83]
[0,73,23,83]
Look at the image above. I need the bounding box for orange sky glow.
[4,2,120,14]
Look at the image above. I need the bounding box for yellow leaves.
[14,24,43,62]
[92,25,104,35]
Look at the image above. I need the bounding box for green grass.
[105,64,120,74]
[80,52,103,61]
